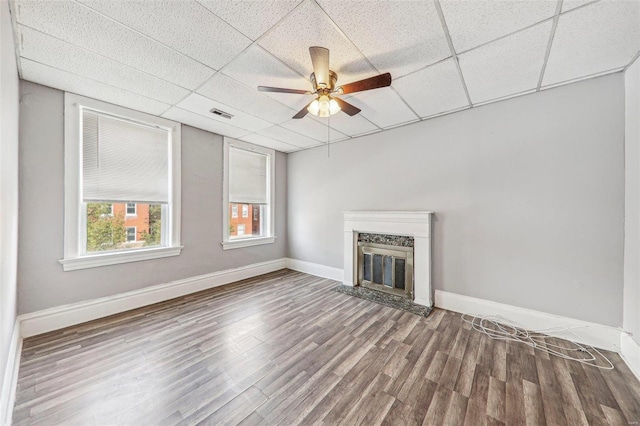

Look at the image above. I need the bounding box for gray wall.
[624,57,640,345]
[18,81,287,314]
[288,74,625,327]
[0,0,19,407]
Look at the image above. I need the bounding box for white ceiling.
[10,0,640,153]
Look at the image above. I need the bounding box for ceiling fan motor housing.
[311,70,338,92]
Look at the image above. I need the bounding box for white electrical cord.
[461,314,614,370]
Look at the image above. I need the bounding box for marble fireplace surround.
[343,211,434,307]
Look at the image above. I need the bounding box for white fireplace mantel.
[343,211,433,307]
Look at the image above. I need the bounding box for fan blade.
[258,86,311,95]
[309,46,330,89]
[293,101,314,119]
[338,73,392,95]
[333,97,361,116]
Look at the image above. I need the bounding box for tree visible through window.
[86,203,125,251]
[86,203,162,252]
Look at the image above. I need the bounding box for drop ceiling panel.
[393,59,469,118]
[317,0,450,78]
[310,112,379,137]
[280,117,347,142]
[221,45,314,111]
[258,1,377,84]
[11,0,640,151]
[439,0,557,53]
[78,0,251,71]
[344,87,418,129]
[561,0,596,13]
[240,133,301,153]
[258,125,326,148]
[17,26,189,105]
[543,0,640,86]
[21,59,170,116]
[14,0,214,89]
[176,93,272,133]
[196,73,295,125]
[162,107,251,139]
[198,0,302,41]
[460,20,552,104]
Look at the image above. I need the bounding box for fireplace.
[357,234,414,299]
[343,211,433,307]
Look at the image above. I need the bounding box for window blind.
[229,147,268,204]
[82,110,170,204]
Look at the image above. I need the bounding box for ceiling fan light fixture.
[308,94,341,117]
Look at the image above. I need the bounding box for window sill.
[59,246,183,271]
[221,236,276,250]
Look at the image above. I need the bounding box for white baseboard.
[1,321,22,426]
[435,289,623,352]
[286,258,344,282]
[19,258,287,338]
[620,332,640,381]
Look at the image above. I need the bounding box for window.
[101,204,114,216]
[60,93,182,271]
[222,138,275,249]
[126,203,136,215]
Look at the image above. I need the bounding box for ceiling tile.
[280,117,347,142]
[221,45,314,111]
[175,93,272,133]
[393,58,468,118]
[78,0,251,71]
[162,107,251,139]
[258,1,377,84]
[240,133,301,153]
[196,73,295,125]
[310,111,379,137]
[317,0,450,77]
[258,125,325,147]
[343,87,418,128]
[459,20,552,104]
[198,0,302,41]
[17,26,189,105]
[21,59,170,116]
[543,0,640,86]
[561,0,597,13]
[14,0,214,89]
[440,0,557,53]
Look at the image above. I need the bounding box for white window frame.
[60,93,182,271]
[237,224,245,236]
[126,202,137,216]
[222,138,276,250]
[242,204,249,218]
[231,204,238,218]
[126,226,137,242]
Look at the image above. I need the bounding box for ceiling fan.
[258,47,392,119]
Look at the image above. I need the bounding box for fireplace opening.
[357,233,414,299]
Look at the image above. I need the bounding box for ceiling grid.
[433,0,473,108]
[9,0,640,153]
[537,0,564,90]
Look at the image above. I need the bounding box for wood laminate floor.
[12,270,640,425]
